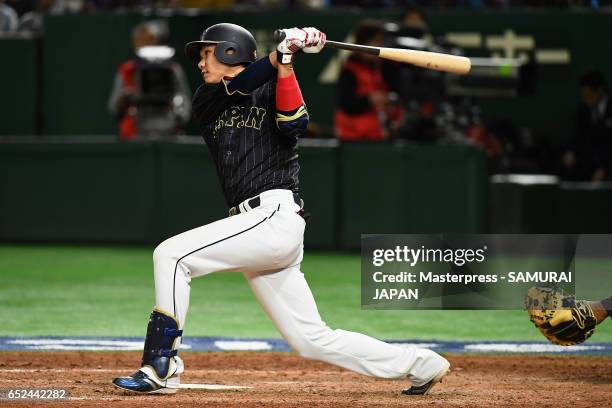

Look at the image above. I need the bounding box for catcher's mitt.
[524,286,597,346]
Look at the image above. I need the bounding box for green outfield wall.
[1,140,610,248]
[0,141,483,248]
[339,143,487,248]
[0,142,158,243]
[0,36,39,135]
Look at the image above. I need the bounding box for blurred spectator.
[18,0,57,33]
[94,0,181,9]
[57,0,88,13]
[334,20,403,141]
[176,0,233,8]
[382,6,443,142]
[561,70,612,181]
[400,5,427,35]
[0,0,18,32]
[108,21,191,140]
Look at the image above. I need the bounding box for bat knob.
[273,29,286,44]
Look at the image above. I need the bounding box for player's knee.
[153,240,178,266]
[153,243,167,265]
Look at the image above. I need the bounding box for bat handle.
[273,29,286,44]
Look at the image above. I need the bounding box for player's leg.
[245,264,449,388]
[151,204,299,327]
[114,202,297,393]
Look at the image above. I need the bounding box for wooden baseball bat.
[273,30,471,75]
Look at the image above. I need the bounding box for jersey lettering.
[225,106,245,128]
[245,107,267,130]
[214,106,266,135]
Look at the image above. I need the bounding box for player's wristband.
[276,50,294,65]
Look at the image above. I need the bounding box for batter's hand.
[301,27,326,54]
[276,28,307,64]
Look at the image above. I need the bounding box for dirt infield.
[0,351,610,407]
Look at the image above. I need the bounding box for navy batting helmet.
[185,23,257,66]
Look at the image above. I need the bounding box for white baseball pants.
[152,189,447,383]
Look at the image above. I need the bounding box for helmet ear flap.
[214,41,241,65]
[187,23,257,64]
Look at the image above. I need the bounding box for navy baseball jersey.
[193,79,301,208]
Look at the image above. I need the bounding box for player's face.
[198,45,231,84]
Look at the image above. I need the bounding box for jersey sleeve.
[225,56,277,95]
[275,73,309,138]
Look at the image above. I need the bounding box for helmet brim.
[184,40,220,62]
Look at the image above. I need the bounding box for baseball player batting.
[112,23,449,396]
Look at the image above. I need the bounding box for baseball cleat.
[112,308,184,395]
[112,370,177,394]
[401,359,450,396]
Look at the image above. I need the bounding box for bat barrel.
[378,48,471,75]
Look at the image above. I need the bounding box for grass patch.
[1,245,610,342]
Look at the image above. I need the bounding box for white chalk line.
[175,383,251,390]
[464,343,606,353]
